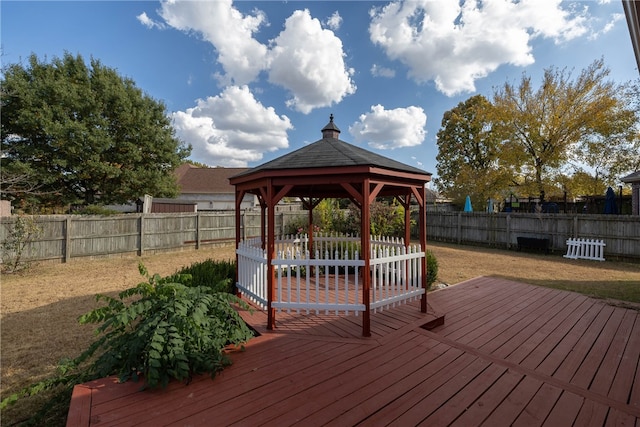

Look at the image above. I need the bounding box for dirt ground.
[1,242,639,425]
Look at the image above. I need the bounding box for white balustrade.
[236,233,426,316]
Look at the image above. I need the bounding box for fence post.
[64,217,72,263]
[506,214,511,249]
[196,213,201,250]
[241,210,246,241]
[573,216,579,238]
[457,212,462,244]
[139,214,145,256]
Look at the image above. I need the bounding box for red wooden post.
[419,186,428,313]
[361,179,371,337]
[402,193,411,290]
[266,181,276,330]
[234,190,243,298]
[308,206,314,256]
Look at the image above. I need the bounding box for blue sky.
[2,1,638,186]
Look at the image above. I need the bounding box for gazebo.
[229,115,432,336]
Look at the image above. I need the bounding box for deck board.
[67,276,640,427]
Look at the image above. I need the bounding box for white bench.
[564,238,605,261]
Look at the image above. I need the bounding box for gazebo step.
[421,314,446,330]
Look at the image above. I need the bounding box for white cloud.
[136,12,166,29]
[157,0,268,85]
[369,0,592,96]
[267,9,356,114]
[589,12,624,39]
[325,11,343,31]
[349,105,426,150]
[371,64,396,78]
[172,86,292,167]
[148,3,355,113]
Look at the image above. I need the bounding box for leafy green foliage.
[1,262,254,424]
[435,95,512,208]
[435,60,640,203]
[78,263,254,388]
[1,52,191,210]
[492,59,639,199]
[426,250,438,289]
[171,258,237,293]
[71,205,121,216]
[285,198,410,239]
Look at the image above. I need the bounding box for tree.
[435,95,511,208]
[492,59,639,199]
[1,53,191,209]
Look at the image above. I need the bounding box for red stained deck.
[67,277,640,426]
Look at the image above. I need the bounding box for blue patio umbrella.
[604,186,618,214]
[464,195,473,212]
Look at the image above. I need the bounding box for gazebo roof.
[230,115,431,184]
[230,116,432,336]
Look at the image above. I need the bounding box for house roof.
[175,164,248,194]
[621,170,640,183]
[623,0,640,72]
[231,115,430,180]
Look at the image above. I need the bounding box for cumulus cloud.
[268,9,356,114]
[349,105,426,150]
[146,2,355,113]
[171,86,292,167]
[369,0,592,96]
[157,0,268,85]
[325,11,343,31]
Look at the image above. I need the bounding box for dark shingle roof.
[232,137,430,178]
[621,171,640,183]
[176,164,248,193]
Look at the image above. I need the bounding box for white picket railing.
[370,244,425,312]
[563,238,606,261]
[272,247,365,315]
[236,238,268,308]
[236,233,426,315]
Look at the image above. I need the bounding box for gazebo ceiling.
[229,115,432,200]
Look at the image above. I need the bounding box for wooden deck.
[67,277,640,426]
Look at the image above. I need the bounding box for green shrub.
[1,263,255,424]
[172,259,237,293]
[426,250,439,289]
[75,264,254,389]
[71,205,121,215]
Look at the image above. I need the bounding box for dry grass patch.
[1,242,638,425]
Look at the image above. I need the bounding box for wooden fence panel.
[70,215,140,258]
[1,211,638,263]
[36,217,66,261]
[198,213,235,244]
[142,214,197,251]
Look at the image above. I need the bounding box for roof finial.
[322,114,341,138]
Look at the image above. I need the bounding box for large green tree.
[435,95,511,209]
[492,59,639,199]
[1,52,191,209]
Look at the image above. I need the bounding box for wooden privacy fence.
[235,234,425,316]
[426,212,639,261]
[1,211,639,263]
